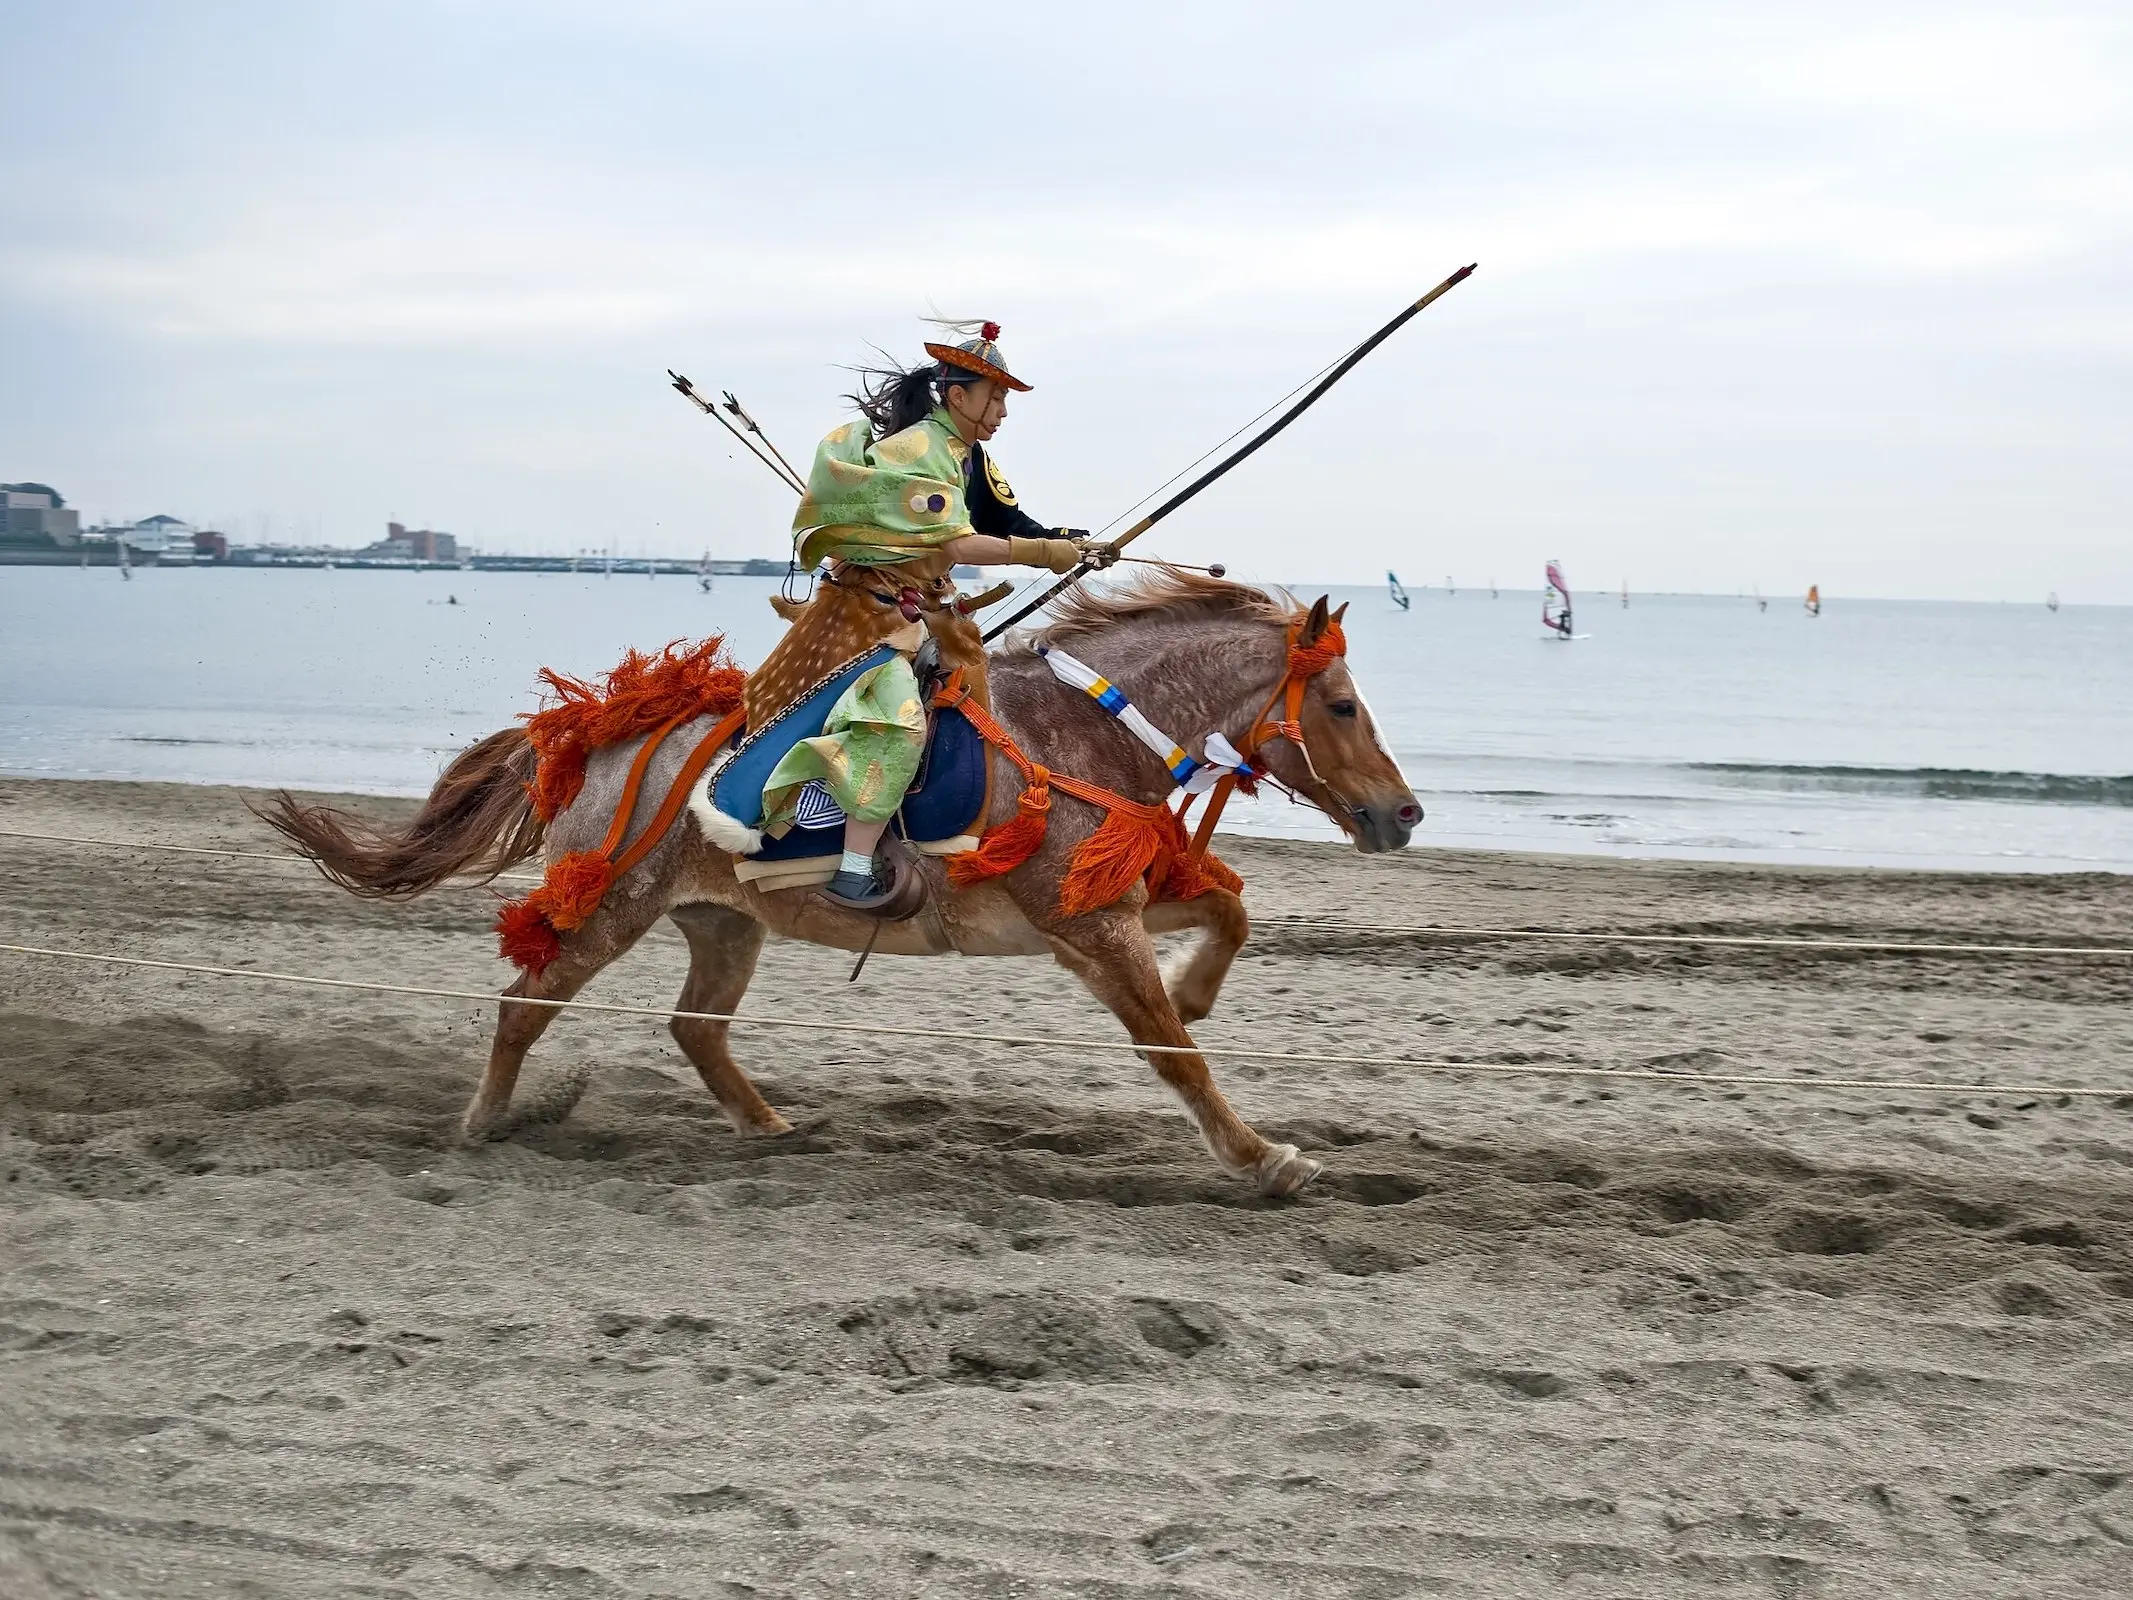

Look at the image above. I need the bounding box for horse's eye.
[872,590,897,604]
[1329,699,1358,719]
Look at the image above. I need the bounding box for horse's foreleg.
[1144,889,1249,1025]
[666,902,791,1136]
[1049,910,1319,1198]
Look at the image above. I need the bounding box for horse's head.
[1252,595,1421,854]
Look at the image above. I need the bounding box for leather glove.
[1069,535,1118,570]
[1007,535,1085,574]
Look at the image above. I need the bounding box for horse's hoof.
[737,1112,795,1138]
[1254,1143,1323,1198]
[459,1111,506,1145]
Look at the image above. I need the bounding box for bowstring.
[984,338,1363,625]
[1090,342,1356,540]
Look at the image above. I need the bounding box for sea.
[3,566,2128,874]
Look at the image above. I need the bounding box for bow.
[981,262,1476,643]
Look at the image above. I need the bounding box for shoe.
[822,866,895,911]
[819,845,928,922]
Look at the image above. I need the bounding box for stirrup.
[819,843,926,922]
[823,867,894,909]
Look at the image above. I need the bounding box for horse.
[262,572,1420,1197]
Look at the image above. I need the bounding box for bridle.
[1186,613,1357,855]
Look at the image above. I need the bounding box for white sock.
[839,849,873,877]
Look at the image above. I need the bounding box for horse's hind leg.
[464,945,603,1140]
[667,903,791,1136]
[1049,907,1319,1198]
[1144,889,1249,1025]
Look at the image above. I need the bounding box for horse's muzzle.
[1351,797,1422,853]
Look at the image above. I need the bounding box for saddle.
[688,642,991,893]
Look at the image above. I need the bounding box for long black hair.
[846,318,991,439]
[845,359,947,440]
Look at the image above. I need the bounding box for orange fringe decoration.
[946,767,1052,889]
[537,850,615,932]
[522,637,746,822]
[491,850,612,978]
[1287,616,1346,680]
[1160,838,1243,903]
[954,782,1238,917]
[937,674,1241,918]
[497,637,747,977]
[1058,805,1170,919]
[494,897,563,976]
[1058,800,1241,919]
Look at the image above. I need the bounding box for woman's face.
[946,378,1008,442]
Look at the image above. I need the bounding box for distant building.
[193,530,229,561]
[1,484,82,547]
[362,520,458,563]
[94,513,192,555]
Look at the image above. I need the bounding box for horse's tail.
[253,727,544,900]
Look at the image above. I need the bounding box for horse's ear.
[1298,594,1333,646]
[1331,601,1349,626]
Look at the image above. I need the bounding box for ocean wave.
[1691,763,2133,807]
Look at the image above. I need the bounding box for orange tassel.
[1060,806,1168,919]
[539,850,615,932]
[1161,844,1242,903]
[947,769,1052,888]
[494,896,562,976]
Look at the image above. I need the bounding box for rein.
[1187,614,1348,855]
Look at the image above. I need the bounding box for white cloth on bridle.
[1038,645,1245,795]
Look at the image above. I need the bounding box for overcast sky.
[4,1,2128,599]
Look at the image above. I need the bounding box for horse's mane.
[1022,567,1299,650]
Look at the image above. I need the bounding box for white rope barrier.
[0,827,541,884]
[1,939,2124,1101]
[1251,915,2133,961]
[6,827,2129,960]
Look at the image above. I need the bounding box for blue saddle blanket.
[708,646,989,861]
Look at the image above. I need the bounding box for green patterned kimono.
[791,408,973,570]
[759,656,927,831]
[763,408,974,832]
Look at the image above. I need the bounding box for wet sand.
[3,777,2131,1597]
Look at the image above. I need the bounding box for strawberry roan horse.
[264,573,1420,1196]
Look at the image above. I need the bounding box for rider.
[776,321,1113,913]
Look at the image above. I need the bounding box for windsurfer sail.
[2047,591,2060,613]
[1542,560,1573,639]
[1806,583,1821,617]
[1388,571,1410,612]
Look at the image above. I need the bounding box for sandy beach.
[3,775,2131,1598]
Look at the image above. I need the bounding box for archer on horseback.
[262,268,1469,1197]
[763,321,1115,914]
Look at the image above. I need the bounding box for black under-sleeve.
[966,444,1058,540]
